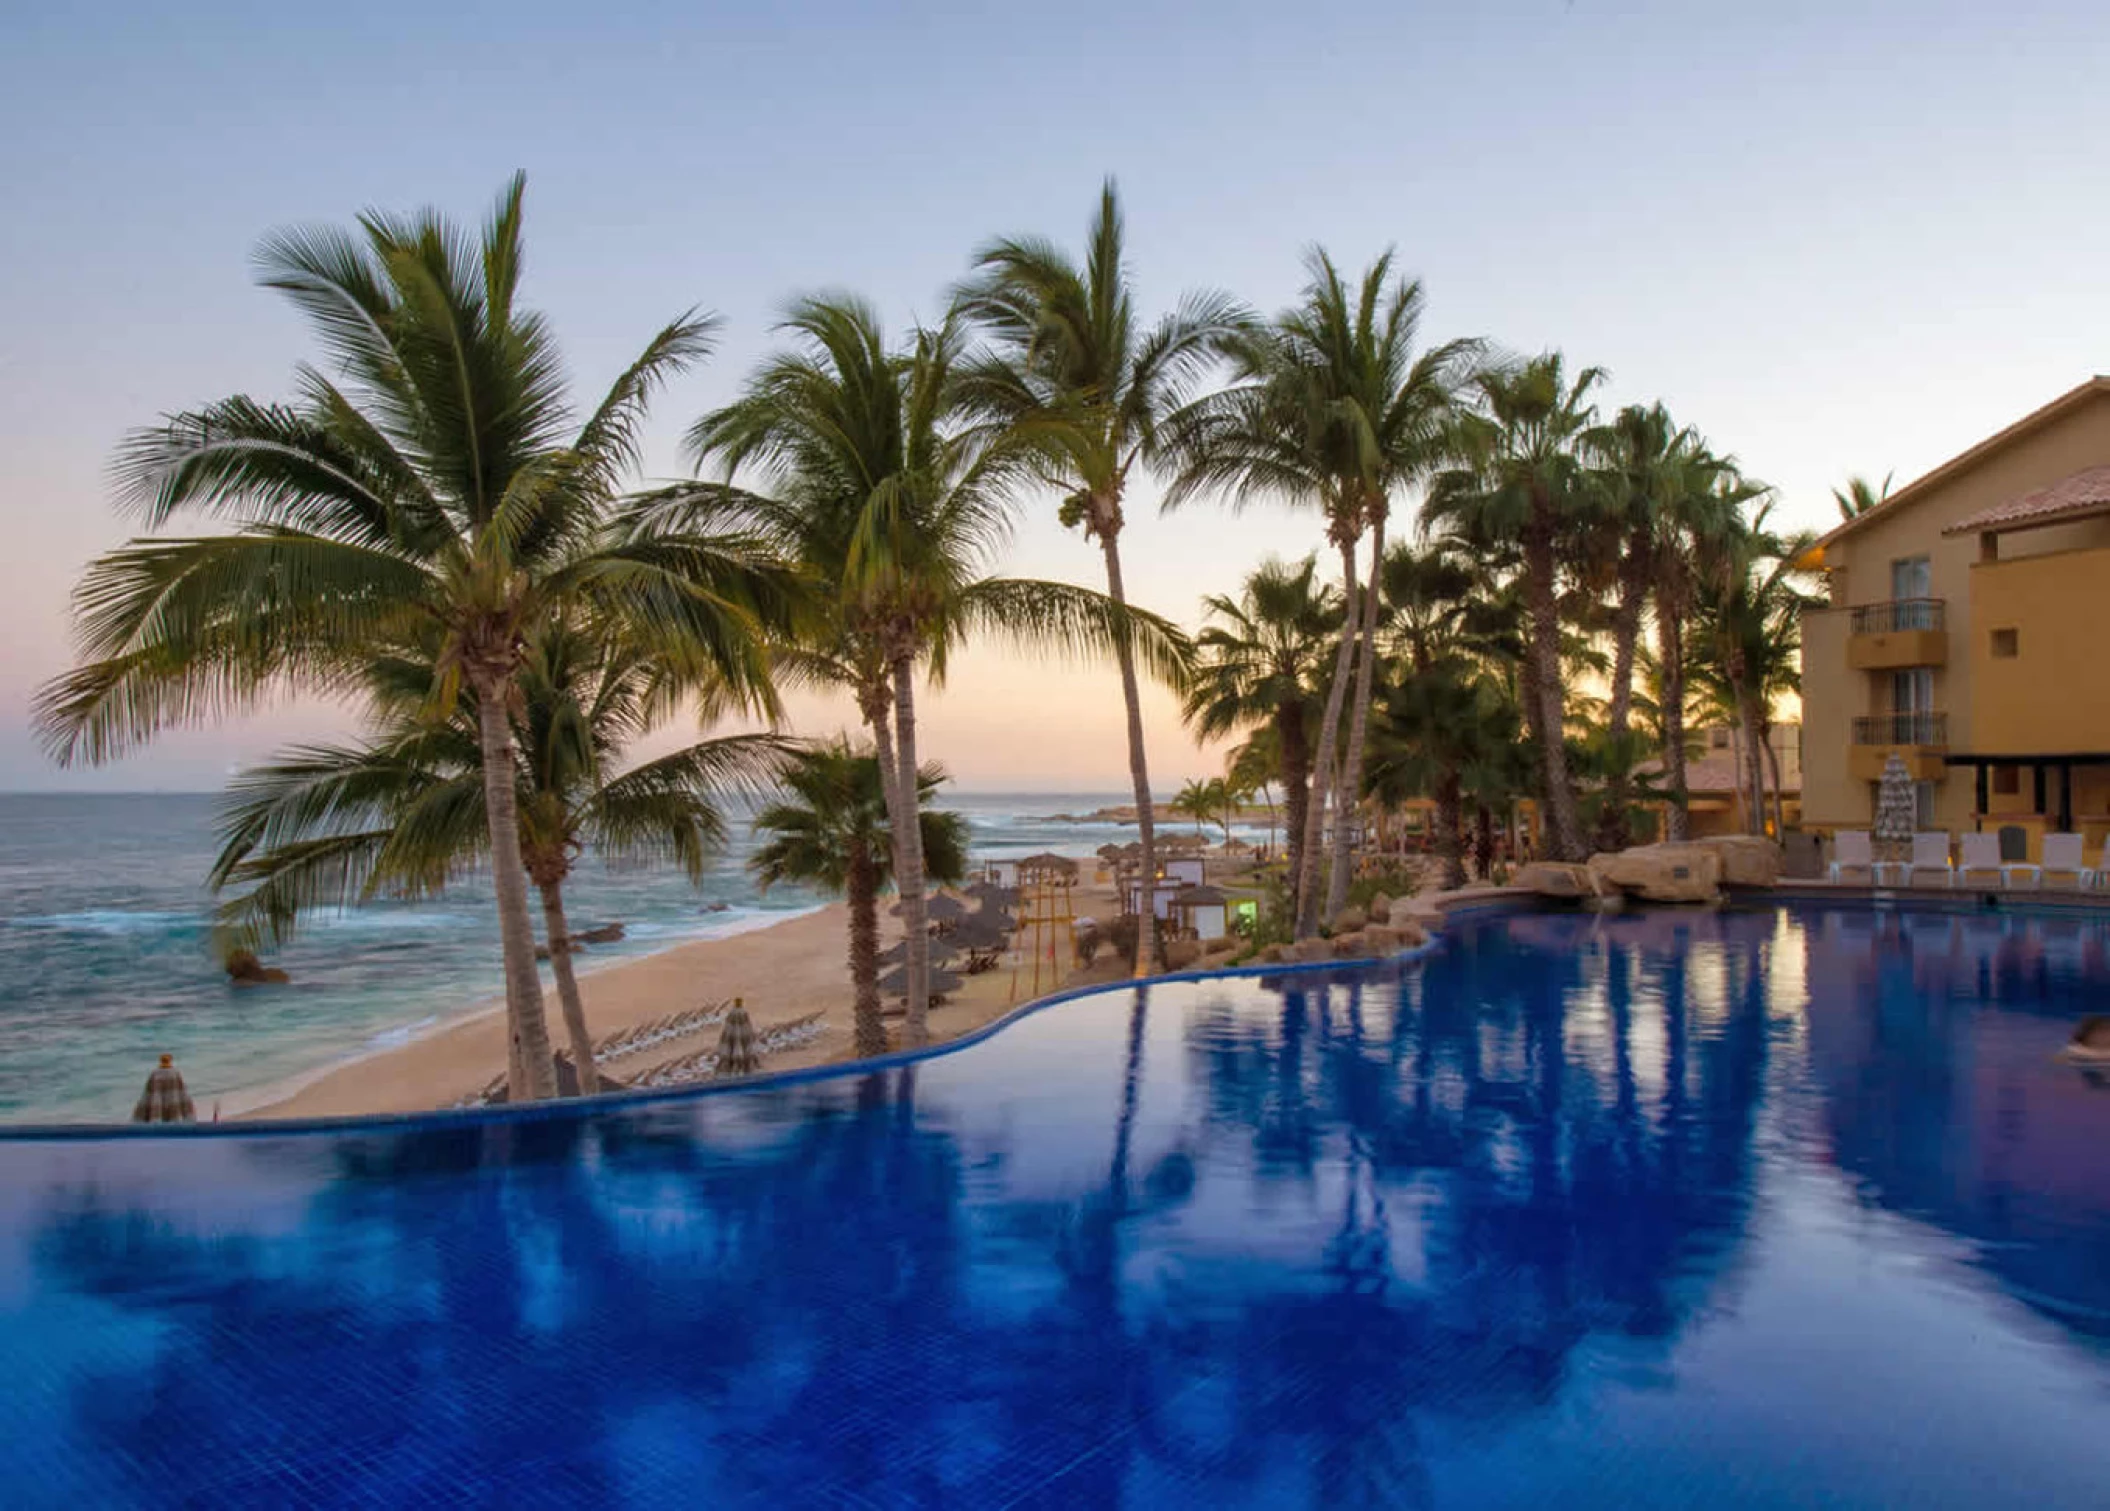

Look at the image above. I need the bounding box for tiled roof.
[1636,739,1800,797]
[1942,463,2110,536]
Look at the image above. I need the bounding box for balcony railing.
[1849,597,1945,634]
[1852,711,1948,746]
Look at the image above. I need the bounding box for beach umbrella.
[947,920,1010,951]
[879,966,964,997]
[878,938,960,966]
[1874,753,1917,864]
[717,998,761,1076]
[132,1054,195,1124]
[890,891,967,921]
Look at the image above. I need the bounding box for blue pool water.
[0,903,2105,1507]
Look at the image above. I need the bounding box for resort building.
[1801,376,2110,856]
[1652,723,1802,838]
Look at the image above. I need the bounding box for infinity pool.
[0,904,2105,1508]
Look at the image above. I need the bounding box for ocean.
[0,791,1258,1125]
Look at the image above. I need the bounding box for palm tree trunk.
[845,843,886,1059]
[1435,767,1467,890]
[1297,537,1361,937]
[476,688,556,1101]
[1472,802,1496,879]
[1098,531,1157,977]
[1659,609,1692,841]
[1597,543,1653,852]
[536,878,599,1095]
[1523,512,1586,861]
[1277,701,1311,891]
[1738,693,1765,836]
[1763,724,1787,839]
[863,683,911,922]
[1327,509,1386,920]
[889,652,930,1042]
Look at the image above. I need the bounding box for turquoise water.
[0,904,2102,1505]
[0,791,1201,1124]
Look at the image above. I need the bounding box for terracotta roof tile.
[1943,463,2110,536]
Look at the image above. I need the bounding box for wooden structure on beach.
[1011,853,1077,1001]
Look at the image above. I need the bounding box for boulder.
[1588,845,1722,904]
[1163,938,1203,971]
[1363,924,1399,952]
[1258,943,1287,964]
[1332,905,1368,933]
[1332,932,1369,958]
[224,949,290,987]
[1367,892,1394,924]
[1515,862,1599,899]
[1387,897,1431,929]
[1285,939,1333,964]
[1699,835,1782,888]
[572,922,626,945]
[1200,935,1236,955]
[1394,919,1428,949]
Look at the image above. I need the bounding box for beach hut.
[132,1054,195,1124]
[717,999,761,1076]
[1172,884,1229,941]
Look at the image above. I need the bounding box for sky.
[4,1,2109,792]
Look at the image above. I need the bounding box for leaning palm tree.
[1167,250,1475,930]
[34,176,788,1101]
[749,744,967,1060]
[1696,503,1819,836]
[209,624,787,1094]
[1172,777,1215,836]
[1652,452,1758,839]
[1181,555,1338,895]
[1425,354,1606,862]
[956,181,1246,975]
[656,293,1188,1037]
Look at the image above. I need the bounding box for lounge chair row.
[1829,830,2107,888]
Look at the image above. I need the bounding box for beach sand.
[239,881,1134,1121]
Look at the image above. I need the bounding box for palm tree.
[1653,455,1757,839]
[1582,403,1700,848]
[34,176,787,1101]
[1426,354,1605,862]
[1173,777,1215,836]
[1225,730,1282,861]
[1167,251,1474,930]
[663,293,1188,1039]
[1181,555,1338,895]
[956,181,1246,977]
[209,624,786,1094]
[749,744,967,1059]
[1696,504,1819,836]
[1832,471,1893,522]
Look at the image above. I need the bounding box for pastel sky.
[5,1,2108,792]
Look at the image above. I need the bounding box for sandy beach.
[239,880,1136,1121]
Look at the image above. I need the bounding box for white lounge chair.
[1905,831,1953,887]
[2030,833,2092,889]
[1955,832,2007,888]
[1829,830,1874,883]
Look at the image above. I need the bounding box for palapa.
[879,965,963,998]
[716,998,761,1076]
[132,1054,195,1124]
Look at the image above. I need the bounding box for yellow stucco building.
[1801,376,2110,858]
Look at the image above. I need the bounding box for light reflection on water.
[0,905,2102,1507]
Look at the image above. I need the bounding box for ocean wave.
[4,909,203,936]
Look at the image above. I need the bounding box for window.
[1710,728,1730,750]
[1891,668,1934,712]
[1891,555,1932,602]
[1991,627,2019,659]
[1994,766,2021,796]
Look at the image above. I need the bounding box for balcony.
[1847,598,1947,670]
[1849,710,1949,781]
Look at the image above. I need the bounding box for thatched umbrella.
[878,937,960,967]
[1874,753,1917,869]
[890,891,967,921]
[717,998,761,1076]
[880,965,963,998]
[132,1054,195,1124]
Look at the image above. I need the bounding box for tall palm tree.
[1653,454,1756,839]
[1426,354,1605,862]
[1697,503,1819,836]
[957,182,1245,974]
[34,176,788,1100]
[1168,250,1474,930]
[1832,471,1893,522]
[1582,403,1701,847]
[749,744,967,1059]
[663,293,1187,1035]
[1172,777,1215,836]
[209,624,786,1094]
[1181,555,1338,897]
